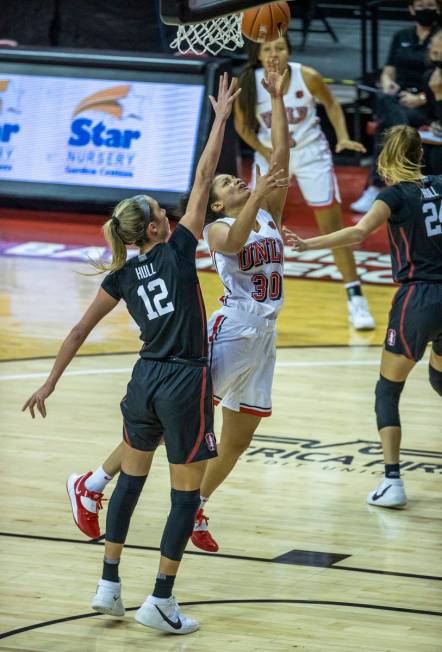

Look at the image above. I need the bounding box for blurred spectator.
[422,29,442,172]
[351,0,441,213]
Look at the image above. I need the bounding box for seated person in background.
[422,29,442,173]
[351,0,441,213]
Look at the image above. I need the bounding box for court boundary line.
[0,344,385,364]
[0,598,440,640]
[1,357,427,382]
[1,531,440,582]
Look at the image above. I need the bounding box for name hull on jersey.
[238,237,283,271]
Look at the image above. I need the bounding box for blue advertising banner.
[0,74,204,193]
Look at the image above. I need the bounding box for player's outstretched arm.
[284,199,391,252]
[180,73,241,240]
[303,66,367,154]
[22,289,118,418]
[260,57,290,223]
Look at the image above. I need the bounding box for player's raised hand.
[261,56,289,98]
[254,161,289,200]
[209,72,241,121]
[22,382,55,418]
[282,225,309,251]
[336,139,366,154]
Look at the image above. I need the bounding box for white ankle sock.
[85,466,113,493]
[199,496,208,510]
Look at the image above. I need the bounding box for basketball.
[241,2,290,43]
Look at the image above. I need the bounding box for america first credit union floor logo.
[245,434,442,475]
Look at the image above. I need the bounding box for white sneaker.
[91,579,125,617]
[135,595,199,635]
[367,477,407,508]
[348,296,376,330]
[350,186,380,213]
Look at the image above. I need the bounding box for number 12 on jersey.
[137,278,175,320]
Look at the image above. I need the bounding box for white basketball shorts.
[208,308,277,417]
[253,134,341,208]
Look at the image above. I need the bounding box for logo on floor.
[244,435,442,475]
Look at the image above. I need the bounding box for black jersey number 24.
[423,201,442,238]
[137,278,175,321]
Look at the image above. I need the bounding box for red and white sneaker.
[191,509,219,552]
[66,471,103,539]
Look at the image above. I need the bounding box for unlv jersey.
[203,209,284,320]
[255,62,323,151]
[378,175,442,284]
[101,224,207,360]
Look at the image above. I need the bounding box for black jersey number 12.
[137,279,175,320]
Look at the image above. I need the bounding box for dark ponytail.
[237,40,261,132]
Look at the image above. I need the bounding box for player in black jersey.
[286,125,442,509]
[22,74,241,635]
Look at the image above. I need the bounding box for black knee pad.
[160,488,200,561]
[429,365,442,397]
[106,471,147,543]
[374,375,405,430]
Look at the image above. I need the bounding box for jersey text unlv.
[238,237,283,271]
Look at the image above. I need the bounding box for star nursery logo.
[68,84,144,150]
[66,83,144,178]
[72,84,144,120]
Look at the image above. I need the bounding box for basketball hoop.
[170,13,244,56]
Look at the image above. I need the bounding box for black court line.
[0,598,440,640]
[1,531,440,582]
[0,344,384,364]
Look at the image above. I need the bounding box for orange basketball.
[241,2,290,43]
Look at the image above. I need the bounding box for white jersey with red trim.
[255,62,322,151]
[203,208,284,321]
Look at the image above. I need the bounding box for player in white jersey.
[60,63,289,555]
[190,60,289,552]
[234,35,376,331]
[206,207,284,416]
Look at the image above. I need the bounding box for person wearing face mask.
[422,30,442,172]
[351,0,441,213]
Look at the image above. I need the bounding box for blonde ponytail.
[377,125,423,185]
[91,195,154,273]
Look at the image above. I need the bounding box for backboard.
[160,0,271,25]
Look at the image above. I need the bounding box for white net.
[170,13,244,56]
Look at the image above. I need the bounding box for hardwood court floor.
[0,256,441,651]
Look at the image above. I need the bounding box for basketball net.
[170,13,244,56]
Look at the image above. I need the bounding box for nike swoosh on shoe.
[371,484,392,501]
[155,605,182,630]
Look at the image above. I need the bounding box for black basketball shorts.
[120,358,217,464]
[384,283,442,361]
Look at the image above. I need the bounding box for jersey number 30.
[137,279,174,320]
[252,272,282,302]
[423,201,442,237]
